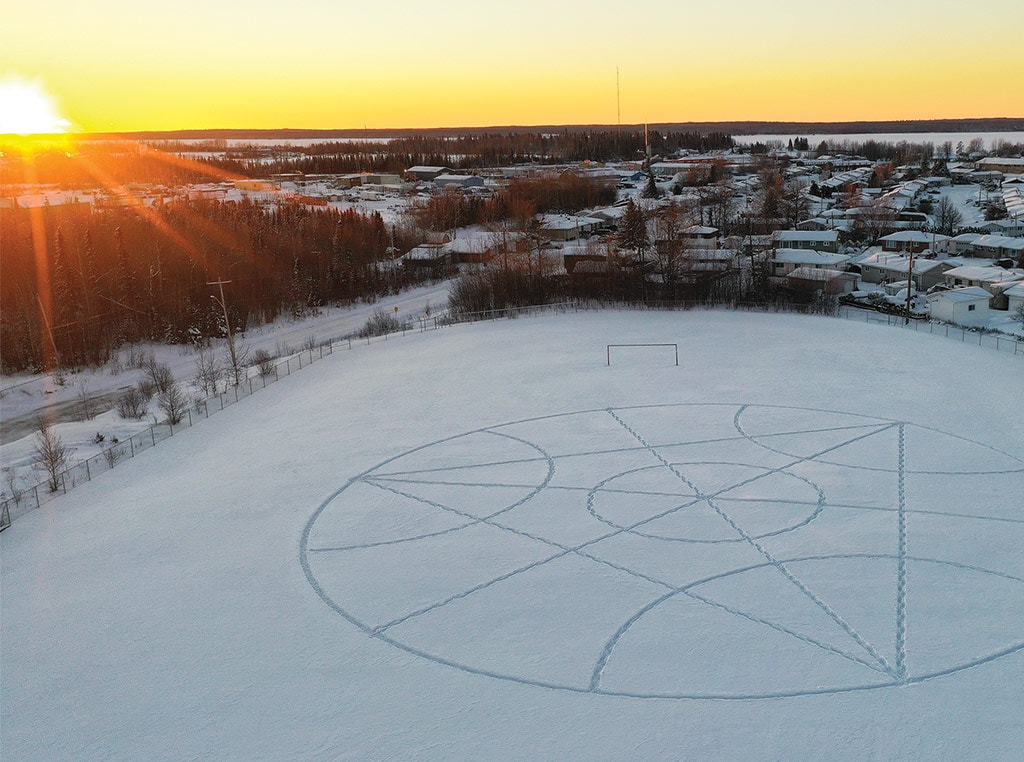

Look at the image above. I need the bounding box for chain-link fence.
[2,299,1020,530]
[1,340,339,526]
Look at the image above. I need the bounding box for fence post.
[234,386,239,402]
[129,436,135,458]
[188,410,192,426]
[85,459,91,481]
[249,379,254,395]
[34,485,40,509]
[151,428,156,446]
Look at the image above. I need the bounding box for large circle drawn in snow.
[300,403,1024,700]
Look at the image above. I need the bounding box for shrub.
[116,387,149,419]
[252,349,277,377]
[359,308,402,338]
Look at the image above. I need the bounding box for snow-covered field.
[2,310,1022,759]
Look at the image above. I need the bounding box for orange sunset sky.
[3,0,1023,133]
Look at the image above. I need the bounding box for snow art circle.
[300,404,1024,699]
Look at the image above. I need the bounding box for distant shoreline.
[81,118,1024,141]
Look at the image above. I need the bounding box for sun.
[0,77,72,136]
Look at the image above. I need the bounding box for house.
[772,230,840,253]
[786,267,858,295]
[878,230,949,254]
[536,214,603,242]
[947,232,984,256]
[963,235,1024,261]
[1005,282,1024,315]
[943,265,1024,292]
[434,174,485,190]
[405,166,452,182]
[976,157,1024,174]
[769,248,851,278]
[401,243,451,268]
[859,252,952,290]
[683,225,719,249]
[926,286,992,324]
[977,219,1024,237]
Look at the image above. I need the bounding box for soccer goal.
[606,343,679,366]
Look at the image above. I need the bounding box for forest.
[0,199,428,373]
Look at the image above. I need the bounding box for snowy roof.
[773,230,839,242]
[402,244,449,261]
[944,266,1024,284]
[951,233,983,244]
[880,231,951,243]
[536,214,603,230]
[926,286,990,303]
[860,252,948,274]
[772,248,850,266]
[685,225,719,236]
[787,267,851,281]
[971,235,1024,251]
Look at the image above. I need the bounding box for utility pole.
[904,247,915,326]
[208,279,239,384]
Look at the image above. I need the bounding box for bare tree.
[194,349,222,396]
[75,382,100,421]
[3,466,24,505]
[102,444,128,468]
[142,356,175,394]
[33,418,70,492]
[224,342,250,387]
[933,196,963,236]
[157,383,188,426]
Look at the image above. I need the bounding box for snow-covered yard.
[2,310,1022,759]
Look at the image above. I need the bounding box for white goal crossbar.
[606,343,679,366]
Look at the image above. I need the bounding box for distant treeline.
[84,117,1024,141]
[191,130,735,177]
[1,130,732,187]
[0,200,427,372]
[0,143,236,190]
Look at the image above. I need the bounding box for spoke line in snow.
[896,424,909,682]
[607,407,899,678]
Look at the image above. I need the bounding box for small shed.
[926,286,991,325]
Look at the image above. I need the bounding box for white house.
[926,286,991,325]
[434,174,485,190]
[1005,282,1024,315]
[858,252,952,290]
[536,214,604,242]
[943,265,1024,293]
[769,248,851,278]
[878,230,950,254]
[772,230,840,253]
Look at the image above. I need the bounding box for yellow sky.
[4,0,1023,132]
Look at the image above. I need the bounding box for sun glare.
[0,77,71,136]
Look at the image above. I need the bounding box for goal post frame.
[606,343,679,366]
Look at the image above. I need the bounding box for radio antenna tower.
[616,66,621,136]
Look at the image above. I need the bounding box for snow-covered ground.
[2,310,1022,759]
